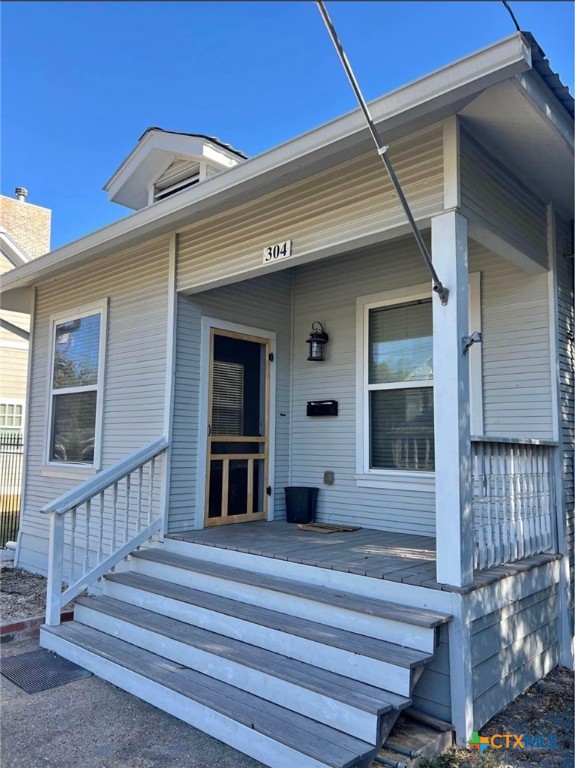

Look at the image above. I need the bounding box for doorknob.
[207,424,212,436]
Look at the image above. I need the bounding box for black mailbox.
[306,400,338,417]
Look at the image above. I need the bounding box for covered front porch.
[169,215,560,591]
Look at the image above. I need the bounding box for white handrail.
[41,437,169,515]
[44,438,169,625]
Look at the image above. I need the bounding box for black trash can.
[284,487,318,524]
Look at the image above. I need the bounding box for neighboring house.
[0,191,51,531]
[1,33,573,768]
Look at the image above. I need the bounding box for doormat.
[296,523,361,534]
[0,648,92,693]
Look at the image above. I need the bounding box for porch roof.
[1,32,572,313]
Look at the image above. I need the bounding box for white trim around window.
[355,276,482,490]
[0,400,25,433]
[356,282,435,490]
[44,298,108,470]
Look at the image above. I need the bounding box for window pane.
[53,314,100,389]
[0,403,22,429]
[50,392,97,463]
[370,388,434,471]
[369,301,432,384]
[212,360,244,436]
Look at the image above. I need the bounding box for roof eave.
[2,33,535,297]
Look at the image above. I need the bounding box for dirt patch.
[422,667,574,768]
[0,564,75,624]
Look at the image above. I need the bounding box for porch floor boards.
[167,522,559,593]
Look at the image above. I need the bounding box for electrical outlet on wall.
[323,471,334,486]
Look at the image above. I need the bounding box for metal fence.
[0,433,23,547]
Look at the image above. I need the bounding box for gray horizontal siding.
[176,125,444,293]
[412,624,451,722]
[555,215,574,611]
[468,241,553,439]
[17,236,171,575]
[460,127,547,268]
[168,271,292,533]
[291,235,436,535]
[471,582,559,729]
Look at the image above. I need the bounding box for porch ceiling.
[459,76,574,219]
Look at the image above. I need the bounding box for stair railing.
[41,437,169,625]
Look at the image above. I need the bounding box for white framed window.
[357,284,434,484]
[356,277,482,489]
[45,299,107,468]
[0,401,24,437]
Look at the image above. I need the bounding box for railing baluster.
[490,445,499,566]
[536,449,545,551]
[548,448,557,552]
[111,482,118,572]
[124,474,131,544]
[84,500,91,577]
[472,439,556,572]
[478,442,486,569]
[515,445,524,561]
[137,466,143,533]
[98,491,105,564]
[484,445,494,568]
[510,445,519,562]
[148,457,155,527]
[542,449,552,550]
[495,445,511,563]
[525,445,535,557]
[70,508,77,584]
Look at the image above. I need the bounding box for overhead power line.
[502,1,521,32]
[315,1,449,305]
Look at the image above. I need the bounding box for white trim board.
[354,276,482,487]
[195,317,277,529]
[160,234,178,539]
[43,298,108,472]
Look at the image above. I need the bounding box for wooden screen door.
[205,328,271,526]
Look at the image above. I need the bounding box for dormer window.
[105,129,246,211]
[152,158,201,203]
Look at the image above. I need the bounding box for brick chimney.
[0,189,51,260]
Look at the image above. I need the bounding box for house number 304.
[262,240,292,264]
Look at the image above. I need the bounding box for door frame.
[195,316,277,529]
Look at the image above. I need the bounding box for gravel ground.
[0,638,264,768]
[423,666,574,768]
[0,564,75,623]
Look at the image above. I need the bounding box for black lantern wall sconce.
[306,321,329,361]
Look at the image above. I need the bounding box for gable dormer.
[104,128,246,211]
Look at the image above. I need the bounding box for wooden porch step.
[104,571,431,696]
[41,622,376,768]
[132,547,451,629]
[105,570,430,669]
[75,594,409,743]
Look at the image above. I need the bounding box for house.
[0,190,51,543]
[1,32,573,768]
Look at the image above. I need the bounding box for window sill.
[42,465,98,481]
[355,472,435,492]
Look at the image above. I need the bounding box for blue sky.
[2,1,573,251]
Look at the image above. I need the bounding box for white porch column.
[432,211,474,588]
